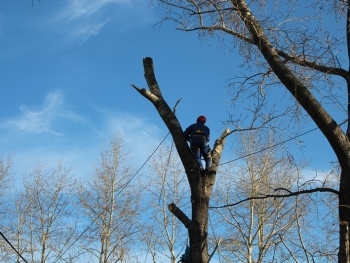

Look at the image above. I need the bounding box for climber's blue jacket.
[183,121,210,143]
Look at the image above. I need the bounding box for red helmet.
[197,116,206,123]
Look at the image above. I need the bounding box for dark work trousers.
[190,135,212,170]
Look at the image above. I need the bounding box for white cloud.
[53,0,132,43]
[1,94,167,183]
[106,113,160,139]
[61,0,130,21]
[71,18,111,42]
[101,112,168,164]
[2,90,84,135]
[8,111,166,182]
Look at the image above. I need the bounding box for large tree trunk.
[339,166,350,263]
[233,0,350,262]
[132,57,228,263]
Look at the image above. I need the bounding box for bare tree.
[211,130,337,262]
[0,155,14,262]
[132,57,229,263]
[0,154,12,198]
[5,160,79,263]
[154,0,350,262]
[138,142,189,263]
[78,135,139,263]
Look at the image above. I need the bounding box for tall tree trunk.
[232,1,350,261]
[339,166,350,263]
[132,57,228,263]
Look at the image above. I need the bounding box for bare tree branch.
[168,203,192,229]
[210,187,339,209]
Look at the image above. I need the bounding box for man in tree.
[134,57,229,262]
[183,115,212,175]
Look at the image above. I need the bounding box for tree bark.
[132,57,229,263]
[232,0,350,262]
[339,168,350,263]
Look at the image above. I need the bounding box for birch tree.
[211,130,336,262]
[6,160,79,263]
[139,142,189,263]
[0,155,13,262]
[78,135,139,263]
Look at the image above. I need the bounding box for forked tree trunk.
[132,57,228,263]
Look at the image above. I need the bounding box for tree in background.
[139,142,189,263]
[156,0,350,261]
[5,160,79,263]
[0,155,13,262]
[78,135,139,263]
[0,155,12,202]
[211,130,337,262]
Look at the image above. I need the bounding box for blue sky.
[0,0,240,179]
[0,0,338,182]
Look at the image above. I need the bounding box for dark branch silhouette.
[210,187,339,209]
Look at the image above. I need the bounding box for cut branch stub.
[210,128,230,173]
[168,203,192,228]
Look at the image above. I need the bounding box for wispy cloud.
[2,90,84,135]
[71,18,111,41]
[101,112,166,163]
[53,0,131,43]
[1,101,167,180]
[61,0,130,21]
